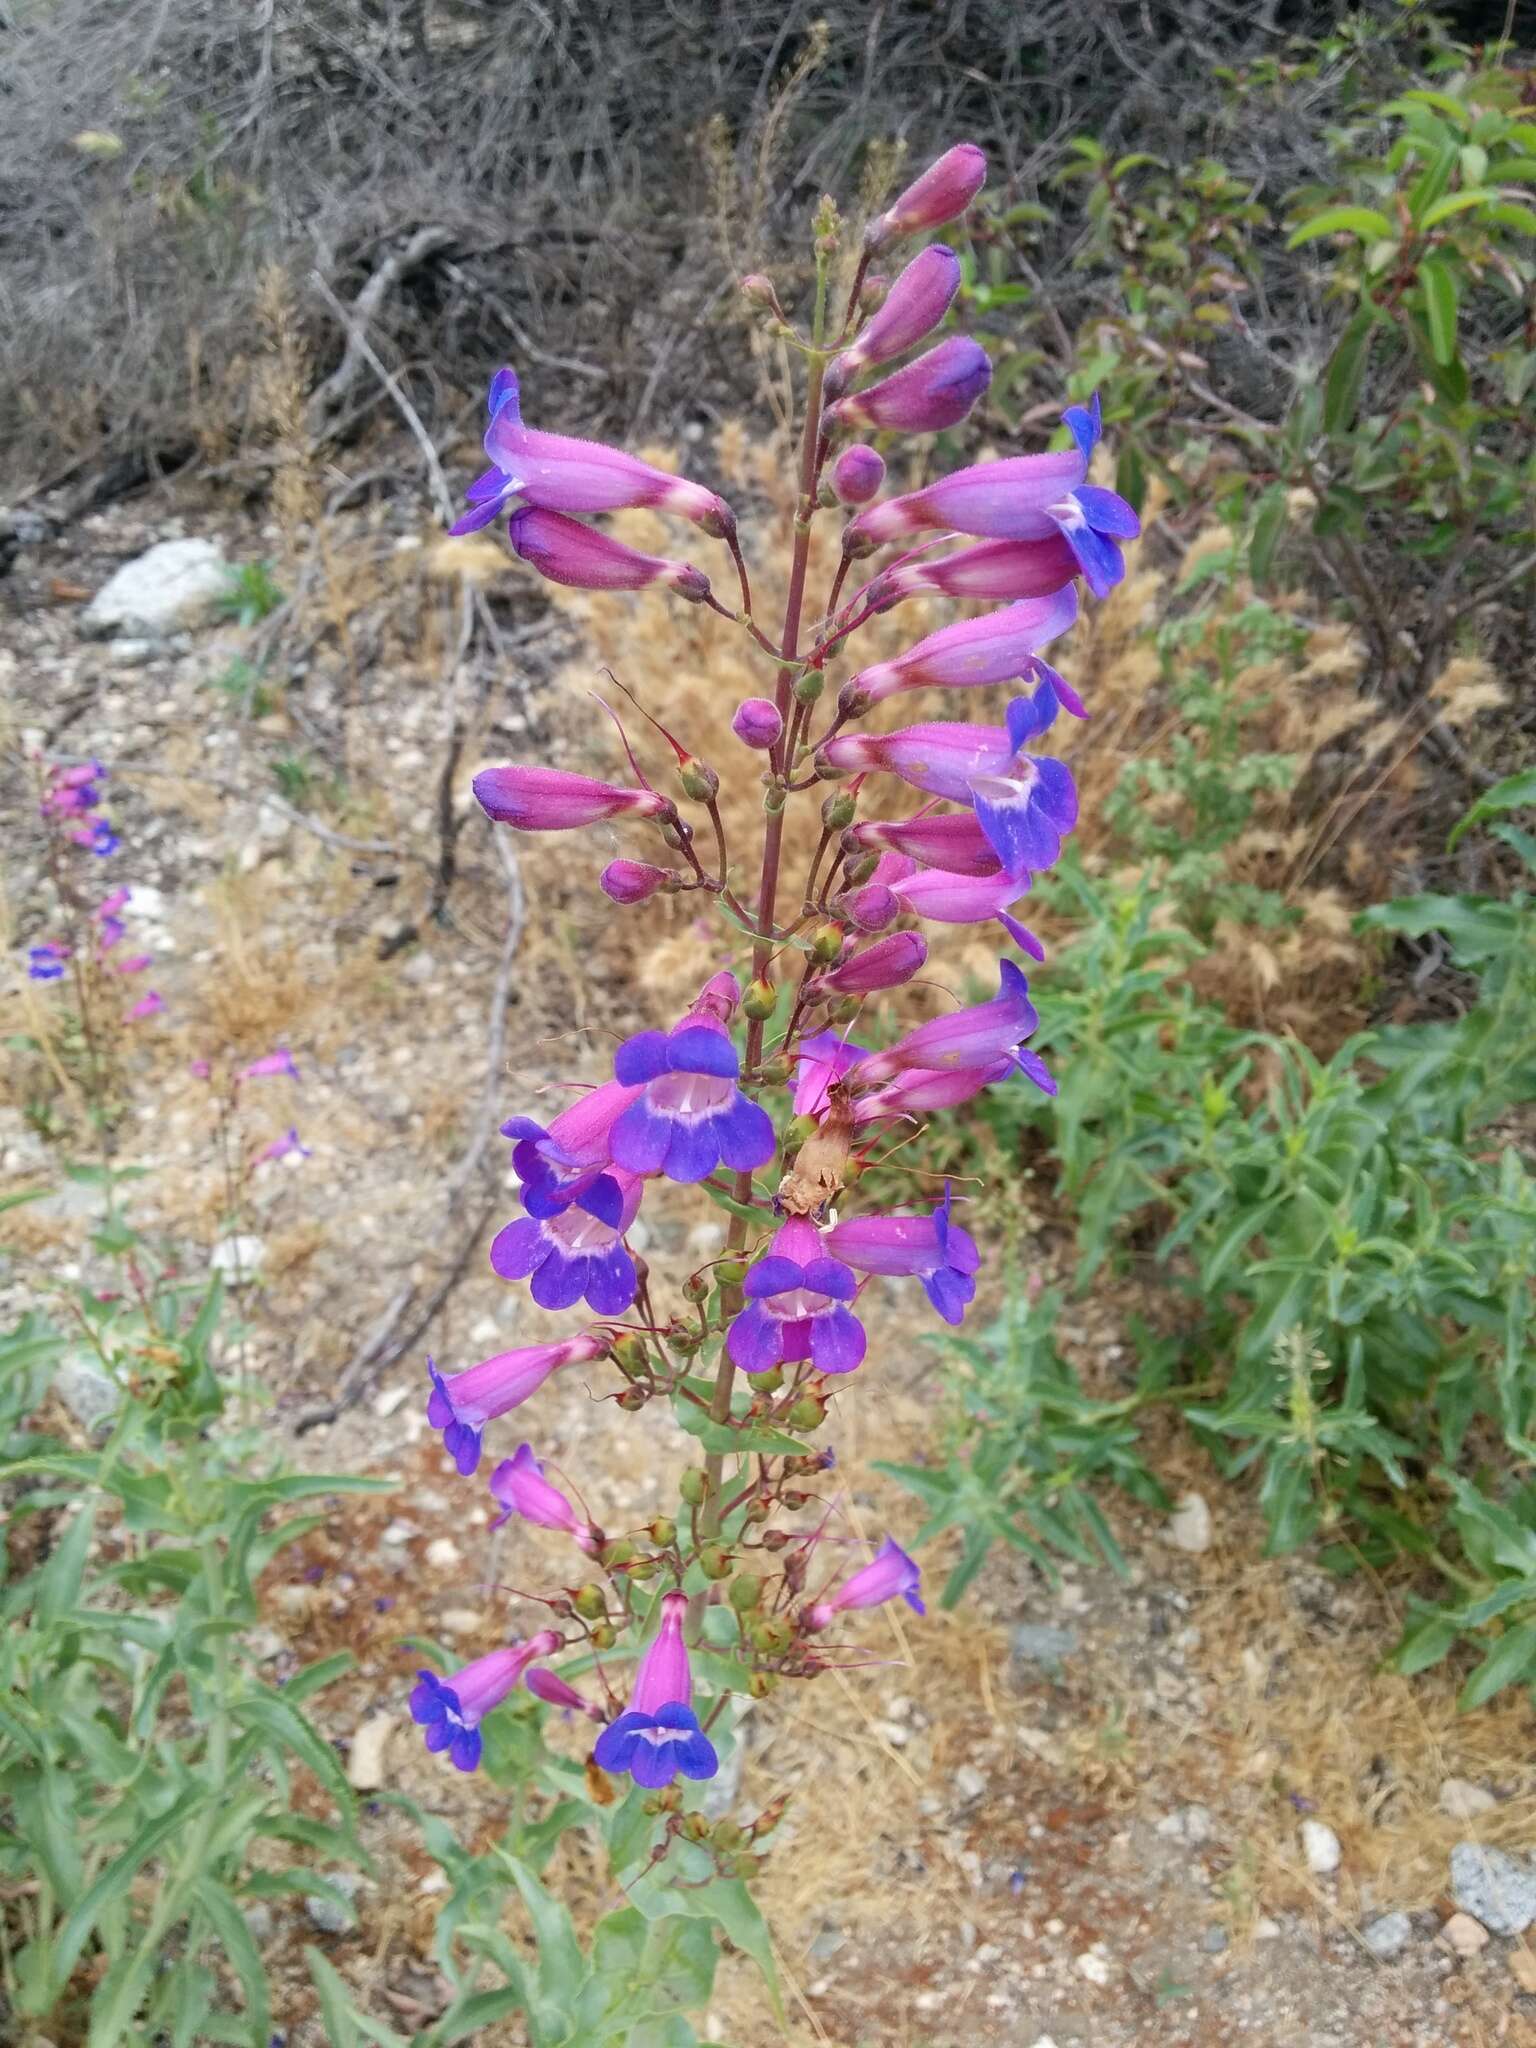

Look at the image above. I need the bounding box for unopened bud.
[679,1467,710,1507]
[783,1489,808,1510]
[699,1543,732,1580]
[627,1559,659,1581]
[713,1818,744,1849]
[739,273,784,316]
[613,1334,650,1375]
[757,1057,792,1087]
[678,758,719,803]
[574,1584,607,1619]
[743,977,776,1020]
[811,924,845,963]
[601,1538,636,1568]
[751,1366,783,1394]
[616,1386,648,1411]
[682,1811,712,1840]
[648,1516,676,1547]
[745,1495,771,1524]
[793,668,825,706]
[590,1621,617,1648]
[831,444,886,506]
[861,273,889,309]
[762,1528,791,1552]
[716,1258,748,1284]
[787,1394,826,1429]
[683,1270,710,1303]
[821,790,857,832]
[748,1671,777,1699]
[729,1574,763,1612]
[600,858,674,906]
[731,697,783,751]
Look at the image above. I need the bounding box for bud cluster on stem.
[414,140,1138,1889]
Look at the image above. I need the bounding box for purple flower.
[831,445,886,506]
[503,1079,644,1215]
[878,854,1033,929]
[837,881,899,933]
[610,977,775,1186]
[841,587,1076,709]
[411,1631,562,1772]
[508,506,710,599]
[26,943,68,982]
[452,368,733,536]
[127,990,164,1020]
[592,1590,719,1788]
[829,244,962,383]
[866,145,987,251]
[731,698,783,751]
[111,947,150,973]
[487,1443,600,1552]
[851,1059,1017,1127]
[490,1168,644,1315]
[828,336,991,436]
[599,858,674,905]
[806,1538,925,1629]
[87,820,119,857]
[525,1665,604,1722]
[96,887,130,919]
[242,1048,299,1081]
[815,930,928,996]
[846,396,1139,598]
[727,1216,866,1376]
[97,915,125,951]
[851,810,1000,877]
[851,960,1049,1092]
[426,1333,606,1476]
[474,763,671,834]
[871,534,1079,606]
[259,1127,312,1163]
[792,1030,867,1116]
[825,1184,979,1325]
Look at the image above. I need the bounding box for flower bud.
[787,1394,826,1429]
[866,143,987,251]
[712,1818,744,1849]
[683,1270,711,1303]
[678,757,720,803]
[627,1558,659,1580]
[601,1538,637,1567]
[739,273,785,317]
[821,790,857,832]
[600,858,674,905]
[750,1615,792,1652]
[751,1366,783,1394]
[743,977,777,1020]
[835,244,962,379]
[838,881,897,932]
[748,1671,777,1699]
[616,1386,648,1411]
[508,507,711,600]
[729,1574,763,1612]
[590,1621,617,1648]
[700,1543,732,1580]
[793,668,826,706]
[649,1516,677,1547]
[745,1496,772,1524]
[843,850,880,886]
[574,1584,608,1619]
[831,444,887,506]
[762,1529,791,1552]
[731,697,783,750]
[811,924,845,963]
[682,1811,713,1841]
[716,1258,748,1284]
[828,337,991,436]
[816,930,927,995]
[612,1334,650,1375]
[679,1467,710,1507]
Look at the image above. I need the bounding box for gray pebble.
[1362,1911,1413,1960]
[1450,1842,1536,1937]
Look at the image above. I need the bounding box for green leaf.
[1324,311,1375,437]
[1447,769,1536,850]
[304,1948,360,2048]
[1484,200,1536,234]
[1457,1624,1536,1711]
[1248,485,1287,587]
[53,1785,204,1995]
[1288,206,1395,247]
[234,1690,354,1809]
[1418,257,1458,367]
[1421,189,1494,227]
[35,1500,95,1624]
[197,1885,271,2047]
[1390,1611,1460,1676]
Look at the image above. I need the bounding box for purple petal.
[1075,484,1141,538]
[801,1257,858,1302]
[727,1302,783,1373]
[593,1712,647,1774]
[449,1727,483,1771]
[530,1251,591,1312]
[614,1032,673,1086]
[466,466,511,505]
[663,1116,721,1185]
[585,1246,638,1315]
[610,1100,672,1174]
[713,1094,776,1173]
[628,1739,679,1789]
[574,1174,624,1229]
[811,1306,867,1375]
[1016,1047,1056,1095]
[744,1257,805,1300]
[489,1217,547,1282]
[1061,400,1100,462]
[1057,516,1124,598]
[667,1026,739,1079]
[997,913,1046,961]
[449,499,506,537]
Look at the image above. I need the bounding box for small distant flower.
[96,888,130,920]
[26,943,69,982]
[411,1631,562,1772]
[490,1168,644,1315]
[851,960,1049,1092]
[97,915,125,951]
[113,952,154,974]
[242,1048,299,1081]
[727,1215,866,1376]
[508,506,710,600]
[525,1664,604,1722]
[189,1058,212,1079]
[87,820,119,858]
[487,1443,600,1553]
[426,1333,606,1476]
[473,763,671,834]
[865,144,988,251]
[610,976,775,1185]
[825,1183,980,1324]
[127,990,165,1020]
[731,698,783,751]
[830,444,886,506]
[592,1590,719,1787]
[805,1538,925,1630]
[259,1127,312,1163]
[827,336,991,436]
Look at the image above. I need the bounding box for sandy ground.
[5,485,1536,2046]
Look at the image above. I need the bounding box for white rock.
[1302,1819,1341,1875]
[439,1608,484,1636]
[346,1714,396,1790]
[1440,1912,1489,1957]
[1254,1916,1281,1939]
[83,539,229,639]
[305,1870,364,1935]
[1167,1491,1214,1553]
[1362,1911,1413,1960]
[1439,1778,1496,1820]
[210,1235,265,1282]
[1075,1950,1112,1985]
[953,1764,988,1803]
[107,638,161,667]
[425,1537,462,1569]
[380,1520,418,1545]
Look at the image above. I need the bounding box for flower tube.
[827,337,991,436]
[841,587,1076,709]
[592,1591,719,1787]
[871,533,1079,607]
[805,1538,925,1629]
[473,764,671,833]
[850,810,1000,877]
[850,960,1042,1085]
[490,1168,644,1315]
[426,1333,606,1476]
[503,1079,644,1215]
[814,931,928,996]
[525,1665,605,1722]
[792,1030,867,1116]
[487,1443,600,1552]
[851,1059,1017,1126]
[829,244,962,384]
[411,1631,562,1772]
[825,1183,979,1324]
[508,507,711,599]
[865,145,988,251]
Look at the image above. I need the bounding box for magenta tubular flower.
[851,810,999,877]
[426,1333,605,1476]
[127,991,164,1020]
[805,1538,925,1629]
[828,337,991,436]
[831,445,886,506]
[825,1183,979,1324]
[846,397,1139,597]
[97,887,130,920]
[727,1216,866,1376]
[593,1590,719,1787]
[97,914,125,952]
[259,1127,312,1163]
[830,244,961,383]
[452,368,733,536]
[816,930,928,996]
[609,980,775,1185]
[851,1059,1016,1127]
[851,960,1048,1091]
[888,863,1033,928]
[841,586,1076,708]
[873,533,1079,606]
[411,1630,562,1772]
[242,1048,299,1081]
[508,507,710,600]
[525,1665,604,1722]
[866,144,987,250]
[600,858,674,905]
[490,1167,644,1315]
[792,1030,867,1116]
[731,697,783,751]
[503,1079,643,1214]
[487,1443,600,1552]
[839,881,899,932]
[26,943,69,982]
[473,763,670,833]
